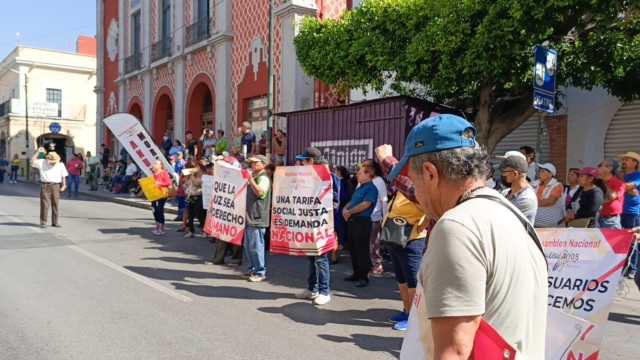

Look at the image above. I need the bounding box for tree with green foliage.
[294,0,640,152]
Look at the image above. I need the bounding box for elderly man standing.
[242,155,271,282]
[389,115,547,359]
[32,147,68,228]
[241,122,257,157]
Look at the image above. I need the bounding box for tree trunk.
[474,93,537,154]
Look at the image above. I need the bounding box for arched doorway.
[152,88,175,143]
[36,133,74,164]
[128,101,143,122]
[186,73,215,137]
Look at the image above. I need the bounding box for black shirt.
[567,186,604,228]
[186,139,198,156]
[101,148,110,163]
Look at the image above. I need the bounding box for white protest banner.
[541,228,632,359]
[401,228,633,360]
[269,165,336,256]
[103,113,178,182]
[203,161,250,245]
[201,175,214,210]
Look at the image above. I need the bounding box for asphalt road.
[0,182,638,359]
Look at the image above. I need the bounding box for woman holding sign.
[151,160,171,235]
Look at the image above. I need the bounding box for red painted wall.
[102,0,120,148]
[76,35,97,56]
[237,61,269,131]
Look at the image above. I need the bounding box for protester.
[333,166,352,262]
[562,167,606,228]
[169,140,184,156]
[499,155,538,223]
[201,129,217,158]
[222,151,241,169]
[272,130,287,165]
[160,133,172,156]
[151,160,171,235]
[343,165,378,288]
[232,128,242,156]
[388,114,547,359]
[31,147,68,228]
[241,122,257,157]
[294,148,340,306]
[106,160,126,192]
[597,158,625,229]
[534,163,565,228]
[619,151,640,278]
[9,153,20,183]
[383,190,428,331]
[99,143,111,170]
[119,145,129,164]
[258,133,267,156]
[86,151,101,191]
[565,168,581,208]
[66,153,84,197]
[215,130,227,156]
[184,164,206,238]
[0,155,8,184]
[116,158,138,194]
[242,155,271,282]
[185,131,198,159]
[520,145,538,181]
[360,159,388,275]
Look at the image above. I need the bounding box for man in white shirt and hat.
[31,147,68,228]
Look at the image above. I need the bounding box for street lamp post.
[24,74,29,181]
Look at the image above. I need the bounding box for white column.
[275,0,317,113]
[118,0,125,76]
[143,74,152,131]
[174,59,185,139]
[118,84,126,113]
[214,39,232,136]
[173,0,184,55]
[96,0,105,147]
[216,0,233,35]
[142,0,151,66]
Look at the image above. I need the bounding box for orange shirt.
[536,182,562,201]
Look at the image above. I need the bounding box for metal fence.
[151,37,172,63]
[186,17,211,47]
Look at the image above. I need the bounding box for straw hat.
[617,152,640,163]
[45,152,60,164]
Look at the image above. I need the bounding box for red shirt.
[601,176,625,216]
[66,159,84,176]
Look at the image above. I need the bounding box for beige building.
[0,40,97,177]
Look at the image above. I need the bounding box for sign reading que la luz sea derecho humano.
[400,228,633,360]
[269,165,336,256]
[103,113,178,182]
[203,161,251,245]
[540,228,632,359]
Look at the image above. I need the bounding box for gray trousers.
[87,168,100,190]
[40,183,60,225]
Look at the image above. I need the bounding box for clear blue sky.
[0,0,96,58]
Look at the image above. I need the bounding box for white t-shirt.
[527,162,538,181]
[357,176,388,221]
[125,163,138,176]
[416,187,547,359]
[32,159,69,183]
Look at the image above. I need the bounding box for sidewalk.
[16,176,181,215]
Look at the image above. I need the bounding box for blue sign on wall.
[533,90,555,113]
[49,122,61,134]
[532,45,557,113]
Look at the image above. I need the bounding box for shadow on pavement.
[608,312,640,325]
[171,283,294,300]
[318,334,401,358]
[259,302,397,329]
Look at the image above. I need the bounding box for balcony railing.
[151,37,172,63]
[186,17,212,47]
[124,52,143,74]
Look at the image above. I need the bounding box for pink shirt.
[67,159,84,176]
[154,170,171,189]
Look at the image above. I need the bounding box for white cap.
[496,151,526,161]
[539,163,557,176]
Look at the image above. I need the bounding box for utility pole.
[266,0,275,163]
[25,73,29,181]
[535,111,543,164]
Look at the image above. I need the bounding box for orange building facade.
[96,0,347,152]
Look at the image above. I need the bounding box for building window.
[247,97,268,138]
[162,0,171,39]
[197,0,209,20]
[132,11,142,55]
[11,88,15,99]
[46,88,62,117]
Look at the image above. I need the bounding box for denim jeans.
[597,215,621,229]
[110,175,124,189]
[67,174,80,196]
[621,214,640,274]
[0,170,4,183]
[151,199,167,225]
[117,175,132,193]
[244,225,267,277]
[307,253,330,296]
[10,166,19,181]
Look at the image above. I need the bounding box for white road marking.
[0,209,191,302]
[69,245,193,302]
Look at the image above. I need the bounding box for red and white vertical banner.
[540,228,633,359]
[103,113,177,182]
[269,165,336,256]
[203,161,250,245]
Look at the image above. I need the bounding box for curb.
[19,180,179,215]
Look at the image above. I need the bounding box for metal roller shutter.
[604,101,640,159]
[491,115,551,163]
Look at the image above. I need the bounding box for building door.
[604,101,640,159]
[247,97,268,138]
[201,89,213,131]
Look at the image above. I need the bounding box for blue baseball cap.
[388,114,477,180]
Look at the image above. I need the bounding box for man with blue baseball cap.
[393,115,547,359]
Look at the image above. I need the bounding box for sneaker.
[104,188,110,192]
[201,232,208,238]
[393,319,408,331]
[295,289,319,299]
[313,294,331,306]
[248,275,267,282]
[227,262,241,267]
[153,230,165,236]
[389,310,408,323]
[184,232,194,238]
[241,272,254,279]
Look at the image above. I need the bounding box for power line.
[0,24,96,47]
